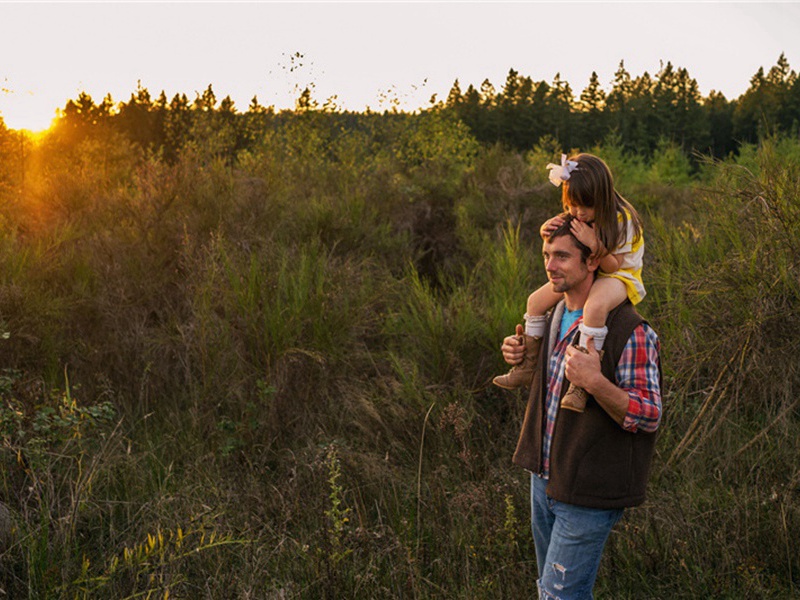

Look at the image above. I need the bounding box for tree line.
[442,54,800,159]
[1,54,799,165]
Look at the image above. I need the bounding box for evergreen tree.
[653,62,708,152]
[53,91,102,143]
[497,69,526,149]
[606,61,633,143]
[627,71,655,154]
[117,81,163,151]
[703,90,735,158]
[295,87,318,112]
[478,79,500,141]
[0,117,17,195]
[164,93,191,160]
[674,67,708,152]
[187,87,240,163]
[446,79,463,108]
[771,53,799,132]
[733,55,796,142]
[242,95,274,148]
[455,83,488,143]
[786,72,800,137]
[577,71,607,148]
[548,73,574,148]
[479,79,496,107]
[194,84,217,112]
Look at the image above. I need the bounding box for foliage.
[0,88,798,598]
[445,55,797,161]
[7,52,794,178]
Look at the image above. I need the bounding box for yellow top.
[599,209,645,304]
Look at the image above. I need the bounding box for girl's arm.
[570,219,625,273]
[598,252,624,274]
[540,214,566,239]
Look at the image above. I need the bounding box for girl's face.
[567,202,596,223]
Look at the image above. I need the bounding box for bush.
[0,113,797,597]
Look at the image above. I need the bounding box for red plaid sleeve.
[616,323,662,433]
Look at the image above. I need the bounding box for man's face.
[542,234,592,293]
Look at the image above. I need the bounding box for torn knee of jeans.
[540,588,562,600]
[537,578,559,600]
[547,562,568,596]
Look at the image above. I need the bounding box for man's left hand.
[565,337,603,392]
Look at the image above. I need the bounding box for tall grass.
[621,136,800,599]
[0,112,798,597]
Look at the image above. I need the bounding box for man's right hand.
[501,324,525,366]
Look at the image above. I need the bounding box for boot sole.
[492,378,527,390]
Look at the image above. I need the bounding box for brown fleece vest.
[512,300,661,509]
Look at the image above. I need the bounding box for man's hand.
[501,324,525,366]
[565,337,603,391]
[566,337,630,426]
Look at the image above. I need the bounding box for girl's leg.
[527,282,565,317]
[525,282,564,337]
[493,283,562,390]
[579,277,628,352]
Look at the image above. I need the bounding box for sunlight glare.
[0,88,57,134]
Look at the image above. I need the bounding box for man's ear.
[586,253,600,273]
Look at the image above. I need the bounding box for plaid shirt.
[542,318,662,478]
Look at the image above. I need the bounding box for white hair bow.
[546,154,579,187]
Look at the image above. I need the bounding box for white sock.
[578,324,608,351]
[524,314,547,338]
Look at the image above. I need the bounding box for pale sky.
[1,2,799,131]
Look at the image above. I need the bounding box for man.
[501,216,662,599]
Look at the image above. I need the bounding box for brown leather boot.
[560,348,604,413]
[493,332,542,390]
[560,382,588,412]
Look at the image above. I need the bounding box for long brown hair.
[561,153,643,254]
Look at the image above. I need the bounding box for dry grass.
[0,114,798,597]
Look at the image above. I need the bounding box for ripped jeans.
[531,475,623,600]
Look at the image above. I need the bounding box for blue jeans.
[531,475,624,600]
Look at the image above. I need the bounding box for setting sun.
[1,3,800,597]
[0,88,57,133]
[2,3,800,136]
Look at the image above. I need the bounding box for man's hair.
[547,213,592,262]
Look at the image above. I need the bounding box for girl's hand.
[570,219,602,255]
[540,215,565,239]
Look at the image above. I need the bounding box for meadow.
[0,108,799,598]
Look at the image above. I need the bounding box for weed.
[1,110,799,597]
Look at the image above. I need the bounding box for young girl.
[493,153,644,413]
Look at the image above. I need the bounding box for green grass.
[0,116,799,598]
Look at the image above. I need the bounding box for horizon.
[2,2,799,132]
[2,51,792,135]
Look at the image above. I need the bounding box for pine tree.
[578,72,607,147]
[703,90,734,157]
[733,54,795,142]
[479,79,496,107]
[548,73,574,148]
[446,79,463,108]
[606,61,633,143]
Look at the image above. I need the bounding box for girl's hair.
[561,153,643,254]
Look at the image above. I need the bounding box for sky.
[1,2,800,132]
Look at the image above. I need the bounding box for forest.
[0,55,799,598]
